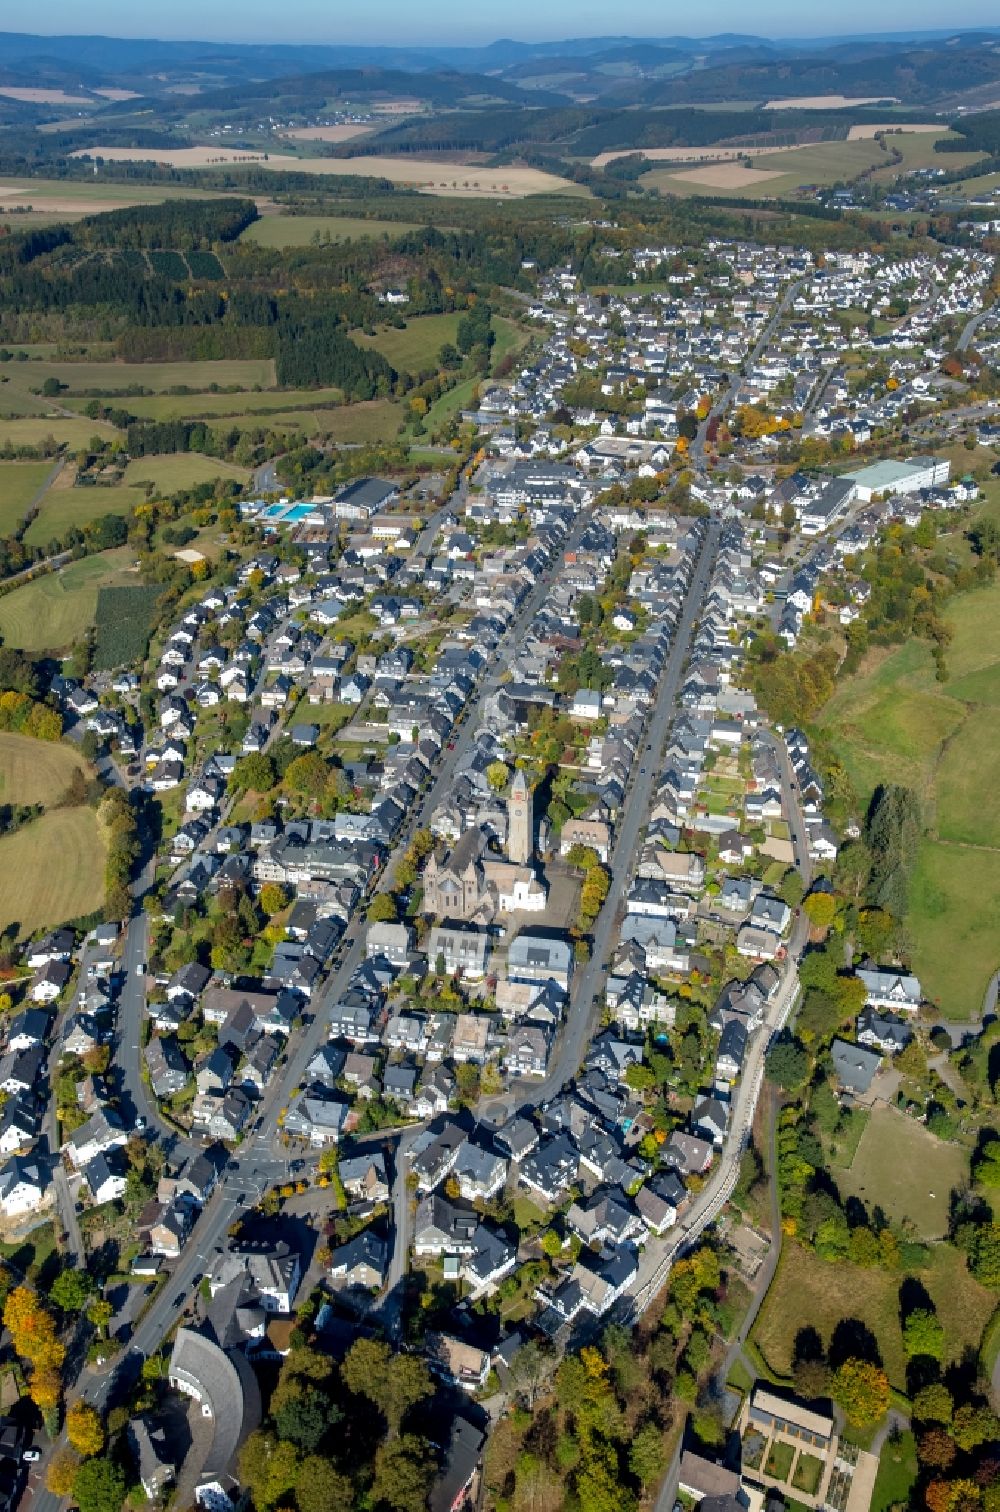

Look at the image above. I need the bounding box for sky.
[20,2,1000,47]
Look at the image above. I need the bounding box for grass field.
[356,313,463,372]
[818,577,1000,1017]
[250,399,403,445]
[241,214,425,246]
[424,377,478,432]
[0,175,244,220]
[357,312,527,377]
[0,806,105,936]
[871,1431,918,1512]
[14,358,275,399]
[0,547,139,653]
[0,461,56,534]
[101,386,345,423]
[0,415,119,452]
[122,454,250,492]
[22,484,146,548]
[752,1239,995,1391]
[866,130,984,184]
[835,1105,967,1238]
[0,732,90,807]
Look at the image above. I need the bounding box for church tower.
[508,769,533,865]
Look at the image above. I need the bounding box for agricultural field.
[122,455,250,492]
[241,214,424,246]
[0,460,58,534]
[0,547,140,654]
[643,138,890,198]
[818,577,1000,1017]
[22,483,146,549]
[74,148,587,198]
[93,585,164,670]
[0,731,90,808]
[0,175,244,220]
[0,807,105,936]
[751,1239,995,1392]
[833,1105,967,1239]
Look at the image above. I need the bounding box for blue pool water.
[262,502,314,523]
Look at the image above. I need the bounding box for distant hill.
[2,28,1000,112]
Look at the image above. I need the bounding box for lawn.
[0,461,56,534]
[871,1431,918,1512]
[0,732,90,807]
[22,483,146,548]
[512,1195,547,1232]
[242,214,425,246]
[0,1221,59,1286]
[818,579,1000,1017]
[791,1453,824,1496]
[0,546,139,653]
[825,1106,869,1170]
[0,806,105,936]
[765,1441,795,1482]
[122,454,250,492]
[835,1105,967,1239]
[751,1239,994,1392]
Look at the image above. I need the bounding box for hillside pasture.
[22,483,147,548]
[0,732,90,808]
[752,1239,994,1393]
[0,415,121,452]
[0,807,106,937]
[112,385,344,423]
[865,129,985,183]
[0,461,57,534]
[122,454,250,492]
[645,138,891,198]
[355,313,464,372]
[819,579,1000,1017]
[29,357,275,396]
[0,547,140,654]
[241,214,424,246]
[215,399,404,446]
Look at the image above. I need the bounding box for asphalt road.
[692,279,803,469]
[380,514,721,1328]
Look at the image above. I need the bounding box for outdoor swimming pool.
[262,501,314,523]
